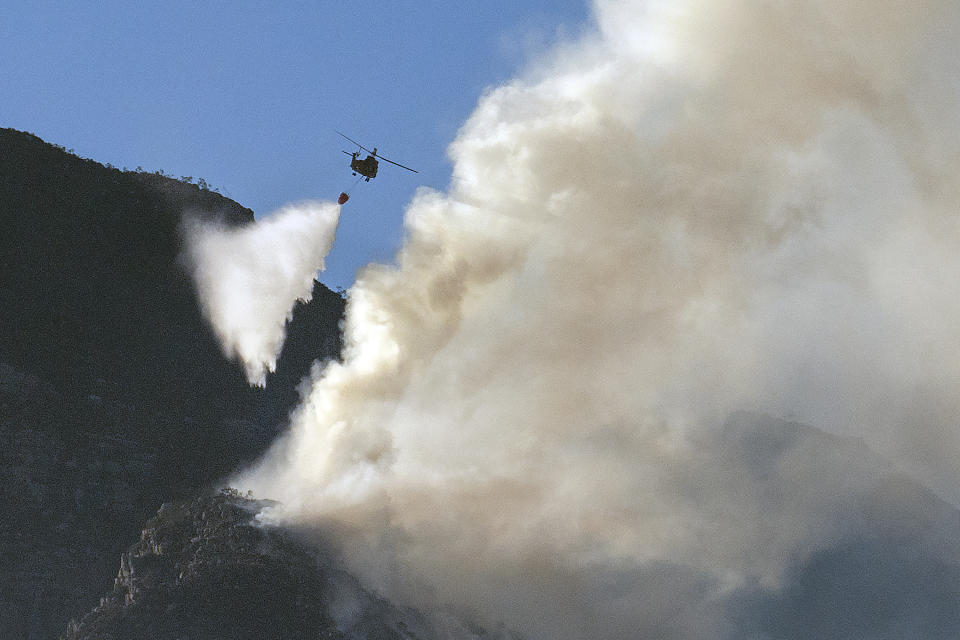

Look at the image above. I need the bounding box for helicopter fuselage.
[350,153,379,181]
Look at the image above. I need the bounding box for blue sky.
[0,1,590,288]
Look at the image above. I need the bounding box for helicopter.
[336,131,418,182]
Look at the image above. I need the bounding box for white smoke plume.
[182,201,340,386]
[235,1,960,637]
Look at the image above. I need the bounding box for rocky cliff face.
[0,128,344,639]
[62,492,515,640]
[62,492,340,640]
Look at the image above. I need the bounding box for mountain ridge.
[0,127,344,639]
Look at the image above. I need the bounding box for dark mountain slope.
[0,128,344,639]
[0,127,254,415]
[0,126,344,483]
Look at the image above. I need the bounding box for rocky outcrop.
[62,492,515,640]
[62,492,338,639]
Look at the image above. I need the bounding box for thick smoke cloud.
[183,201,340,386]
[233,1,960,637]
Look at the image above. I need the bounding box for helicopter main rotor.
[334,130,418,173]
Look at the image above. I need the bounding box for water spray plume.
[183,200,341,386]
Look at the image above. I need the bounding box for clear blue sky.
[0,1,590,289]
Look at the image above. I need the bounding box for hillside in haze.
[0,128,344,638]
[63,413,960,639]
